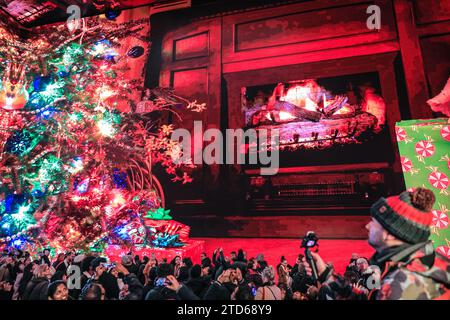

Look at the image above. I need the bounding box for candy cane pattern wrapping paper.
[396,118,450,250]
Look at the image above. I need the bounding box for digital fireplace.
[224,52,404,215]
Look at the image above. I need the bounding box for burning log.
[274,101,322,122]
[323,95,348,117]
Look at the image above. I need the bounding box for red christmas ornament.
[415,140,435,158]
[432,210,449,229]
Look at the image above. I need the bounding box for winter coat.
[125,264,139,275]
[18,269,33,298]
[145,285,178,300]
[54,260,69,273]
[291,268,314,294]
[370,241,450,300]
[203,281,231,300]
[246,271,263,288]
[0,264,13,283]
[123,273,143,288]
[233,261,247,273]
[12,273,23,300]
[98,272,120,300]
[177,284,200,300]
[22,277,49,300]
[0,287,13,300]
[212,251,230,271]
[185,276,210,298]
[142,283,155,300]
[70,272,91,300]
[255,284,282,300]
[201,257,212,268]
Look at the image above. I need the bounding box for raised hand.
[165,275,181,291]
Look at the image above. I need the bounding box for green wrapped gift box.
[395,118,450,257]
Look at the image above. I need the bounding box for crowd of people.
[0,245,388,300]
[0,188,448,300]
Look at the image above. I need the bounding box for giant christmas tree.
[0,14,204,253]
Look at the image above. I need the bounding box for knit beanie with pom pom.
[370,188,435,244]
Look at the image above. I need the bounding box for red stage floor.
[194,238,374,275]
[106,238,374,275]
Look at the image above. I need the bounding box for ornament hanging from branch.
[0,62,29,111]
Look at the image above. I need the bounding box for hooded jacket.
[185,276,210,298]
[203,281,233,300]
[369,241,450,300]
[98,272,120,300]
[22,277,49,300]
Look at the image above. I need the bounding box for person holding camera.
[303,188,450,300]
[145,263,178,300]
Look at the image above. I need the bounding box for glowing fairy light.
[69,157,84,174]
[98,119,116,137]
[111,190,125,207]
[13,205,30,221]
[18,205,30,215]
[76,178,90,194]
[99,87,115,100]
[41,82,64,99]
[5,97,14,107]
[39,155,63,183]
[104,205,113,217]
[91,40,117,60]
[13,239,23,246]
[69,112,83,122]
[91,41,109,56]
[62,43,85,65]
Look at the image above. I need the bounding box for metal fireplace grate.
[277,181,356,197]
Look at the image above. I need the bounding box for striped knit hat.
[370,188,435,244]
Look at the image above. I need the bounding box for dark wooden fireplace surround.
[149,0,449,238]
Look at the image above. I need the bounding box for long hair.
[33,264,51,279]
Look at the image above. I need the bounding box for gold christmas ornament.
[0,62,29,111]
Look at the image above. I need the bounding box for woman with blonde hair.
[255,266,282,300]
